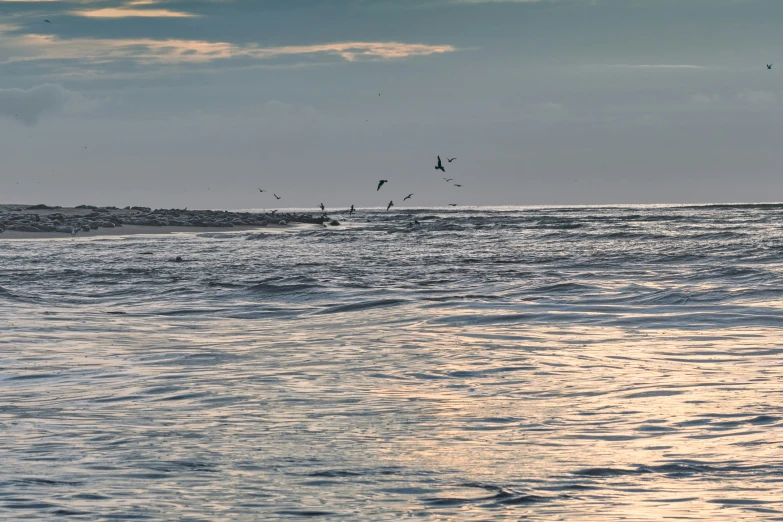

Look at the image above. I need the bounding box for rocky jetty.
[0,205,330,235]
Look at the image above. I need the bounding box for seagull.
[258,188,266,192]
[377,179,388,191]
[319,203,325,211]
[387,200,394,211]
[44,20,51,23]
[449,204,458,206]
[443,177,453,182]
[768,64,773,70]
[453,184,462,187]
[447,157,457,163]
[435,156,445,172]
[274,194,281,200]
[349,205,355,216]
[270,209,278,214]
[404,193,413,201]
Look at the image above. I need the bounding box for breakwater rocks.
[0,205,333,234]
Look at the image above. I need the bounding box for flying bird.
[387,200,394,211]
[258,188,266,192]
[453,184,462,187]
[377,179,388,191]
[449,204,458,206]
[349,205,355,216]
[404,193,413,201]
[44,20,51,23]
[319,203,325,211]
[435,156,445,172]
[274,194,281,200]
[768,64,773,70]
[443,177,453,182]
[447,157,457,163]
[270,209,278,214]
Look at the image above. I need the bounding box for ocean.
[2,204,783,520]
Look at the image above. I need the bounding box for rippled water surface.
[3,205,783,520]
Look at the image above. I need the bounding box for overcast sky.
[1,0,783,209]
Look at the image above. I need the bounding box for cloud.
[690,93,720,105]
[638,113,661,125]
[0,23,457,71]
[0,83,72,124]
[737,88,776,104]
[610,64,704,69]
[527,102,568,122]
[455,0,545,3]
[73,8,198,18]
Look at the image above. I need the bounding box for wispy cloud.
[610,64,704,69]
[455,0,545,3]
[0,83,72,125]
[73,8,198,18]
[7,35,455,64]
[0,22,456,74]
[737,88,777,105]
[690,93,720,105]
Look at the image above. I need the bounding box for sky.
[2,0,783,209]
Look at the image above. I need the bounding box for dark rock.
[75,205,98,209]
[329,220,340,226]
[26,204,60,210]
[8,225,41,232]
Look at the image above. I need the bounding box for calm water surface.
[2,205,783,520]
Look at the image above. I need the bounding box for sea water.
[2,205,783,520]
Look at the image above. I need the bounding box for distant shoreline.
[0,204,334,239]
[0,224,290,240]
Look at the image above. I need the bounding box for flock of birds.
[258,155,464,215]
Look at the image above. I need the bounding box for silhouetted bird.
[387,200,394,211]
[377,180,388,191]
[443,177,453,182]
[435,156,445,172]
[44,20,51,23]
[449,204,458,206]
[270,209,278,214]
[404,193,413,201]
[349,205,355,216]
[258,188,266,192]
[274,194,281,200]
[454,184,462,187]
[768,64,773,70]
[447,157,456,163]
[319,203,325,211]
